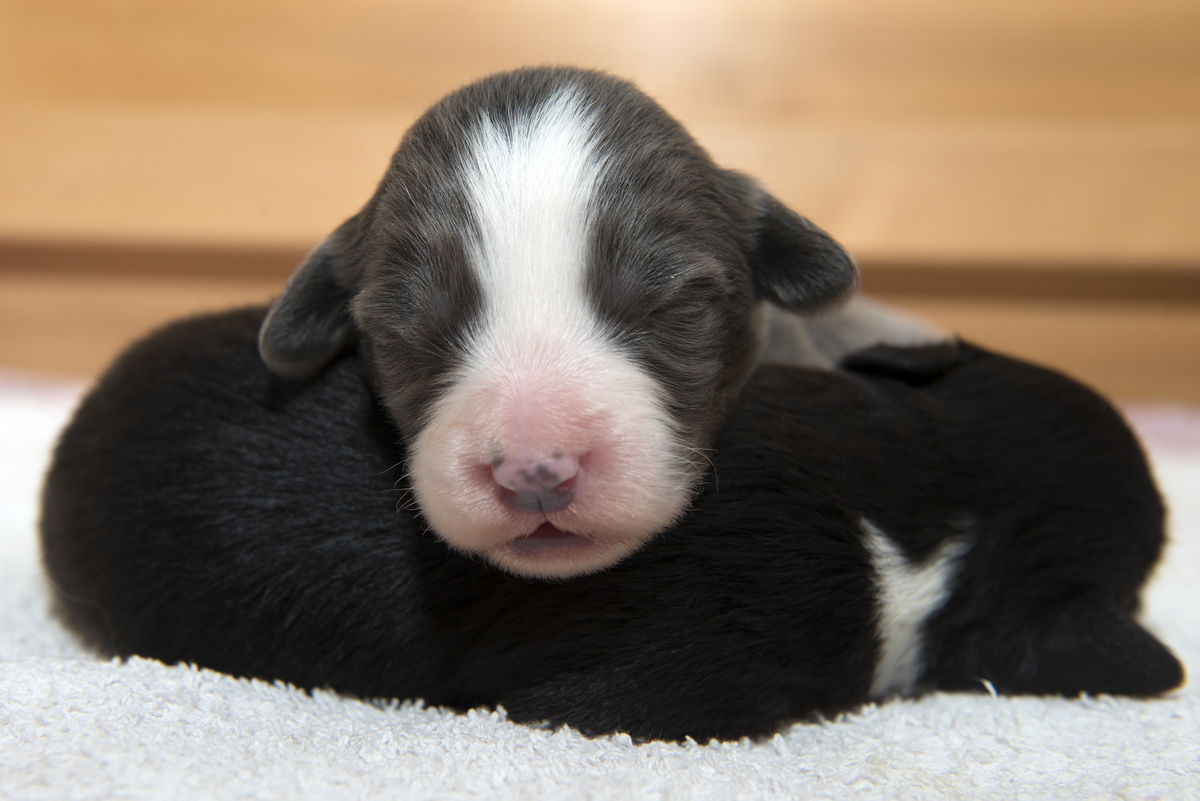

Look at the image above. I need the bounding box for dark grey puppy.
[41,308,1183,743]
[257,66,937,579]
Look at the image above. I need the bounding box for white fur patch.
[864,517,969,699]
[461,88,606,348]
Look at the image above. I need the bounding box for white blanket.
[2,371,1198,799]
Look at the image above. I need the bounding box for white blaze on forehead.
[864,517,969,699]
[403,87,696,579]
[460,88,607,342]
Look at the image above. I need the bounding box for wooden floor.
[2,0,1199,399]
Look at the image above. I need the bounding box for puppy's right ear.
[259,217,365,380]
[737,181,859,312]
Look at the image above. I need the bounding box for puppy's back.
[839,343,1182,697]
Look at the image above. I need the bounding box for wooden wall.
[2,0,1198,399]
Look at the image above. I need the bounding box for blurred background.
[1,0,1198,399]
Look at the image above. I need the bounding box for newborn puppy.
[42,308,1183,743]
[257,66,874,579]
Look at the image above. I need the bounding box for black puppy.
[41,308,1183,742]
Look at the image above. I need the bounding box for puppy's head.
[259,67,856,579]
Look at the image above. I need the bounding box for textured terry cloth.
[2,369,1198,801]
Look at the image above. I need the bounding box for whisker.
[679,444,718,492]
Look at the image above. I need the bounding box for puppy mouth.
[508,522,594,554]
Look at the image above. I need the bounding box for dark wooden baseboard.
[5,239,1200,306]
[0,240,308,279]
[860,262,1200,304]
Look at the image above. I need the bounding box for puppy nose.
[492,453,579,513]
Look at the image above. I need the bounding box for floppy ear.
[840,340,968,386]
[259,217,364,380]
[747,193,858,311]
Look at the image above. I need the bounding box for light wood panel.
[896,298,1200,403]
[0,273,282,378]
[4,0,1197,120]
[2,0,1199,400]
[3,109,1198,264]
[1,0,1197,259]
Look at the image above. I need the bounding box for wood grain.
[1,0,1197,259]
[0,273,281,378]
[897,299,1200,403]
[2,0,1198,398]
[4,0,1197,120]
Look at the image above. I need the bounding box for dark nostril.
[493,454,579,513]
[503,483,575,514]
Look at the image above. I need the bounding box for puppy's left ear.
[746,192,858,311]
[259,215,366,380]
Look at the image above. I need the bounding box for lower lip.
[509,522,593,554]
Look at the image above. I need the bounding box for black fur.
[41,308,1183,742]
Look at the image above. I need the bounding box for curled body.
[41,308,1183,742]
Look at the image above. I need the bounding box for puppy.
[42,308,1183,743]
[257,66,938,579]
